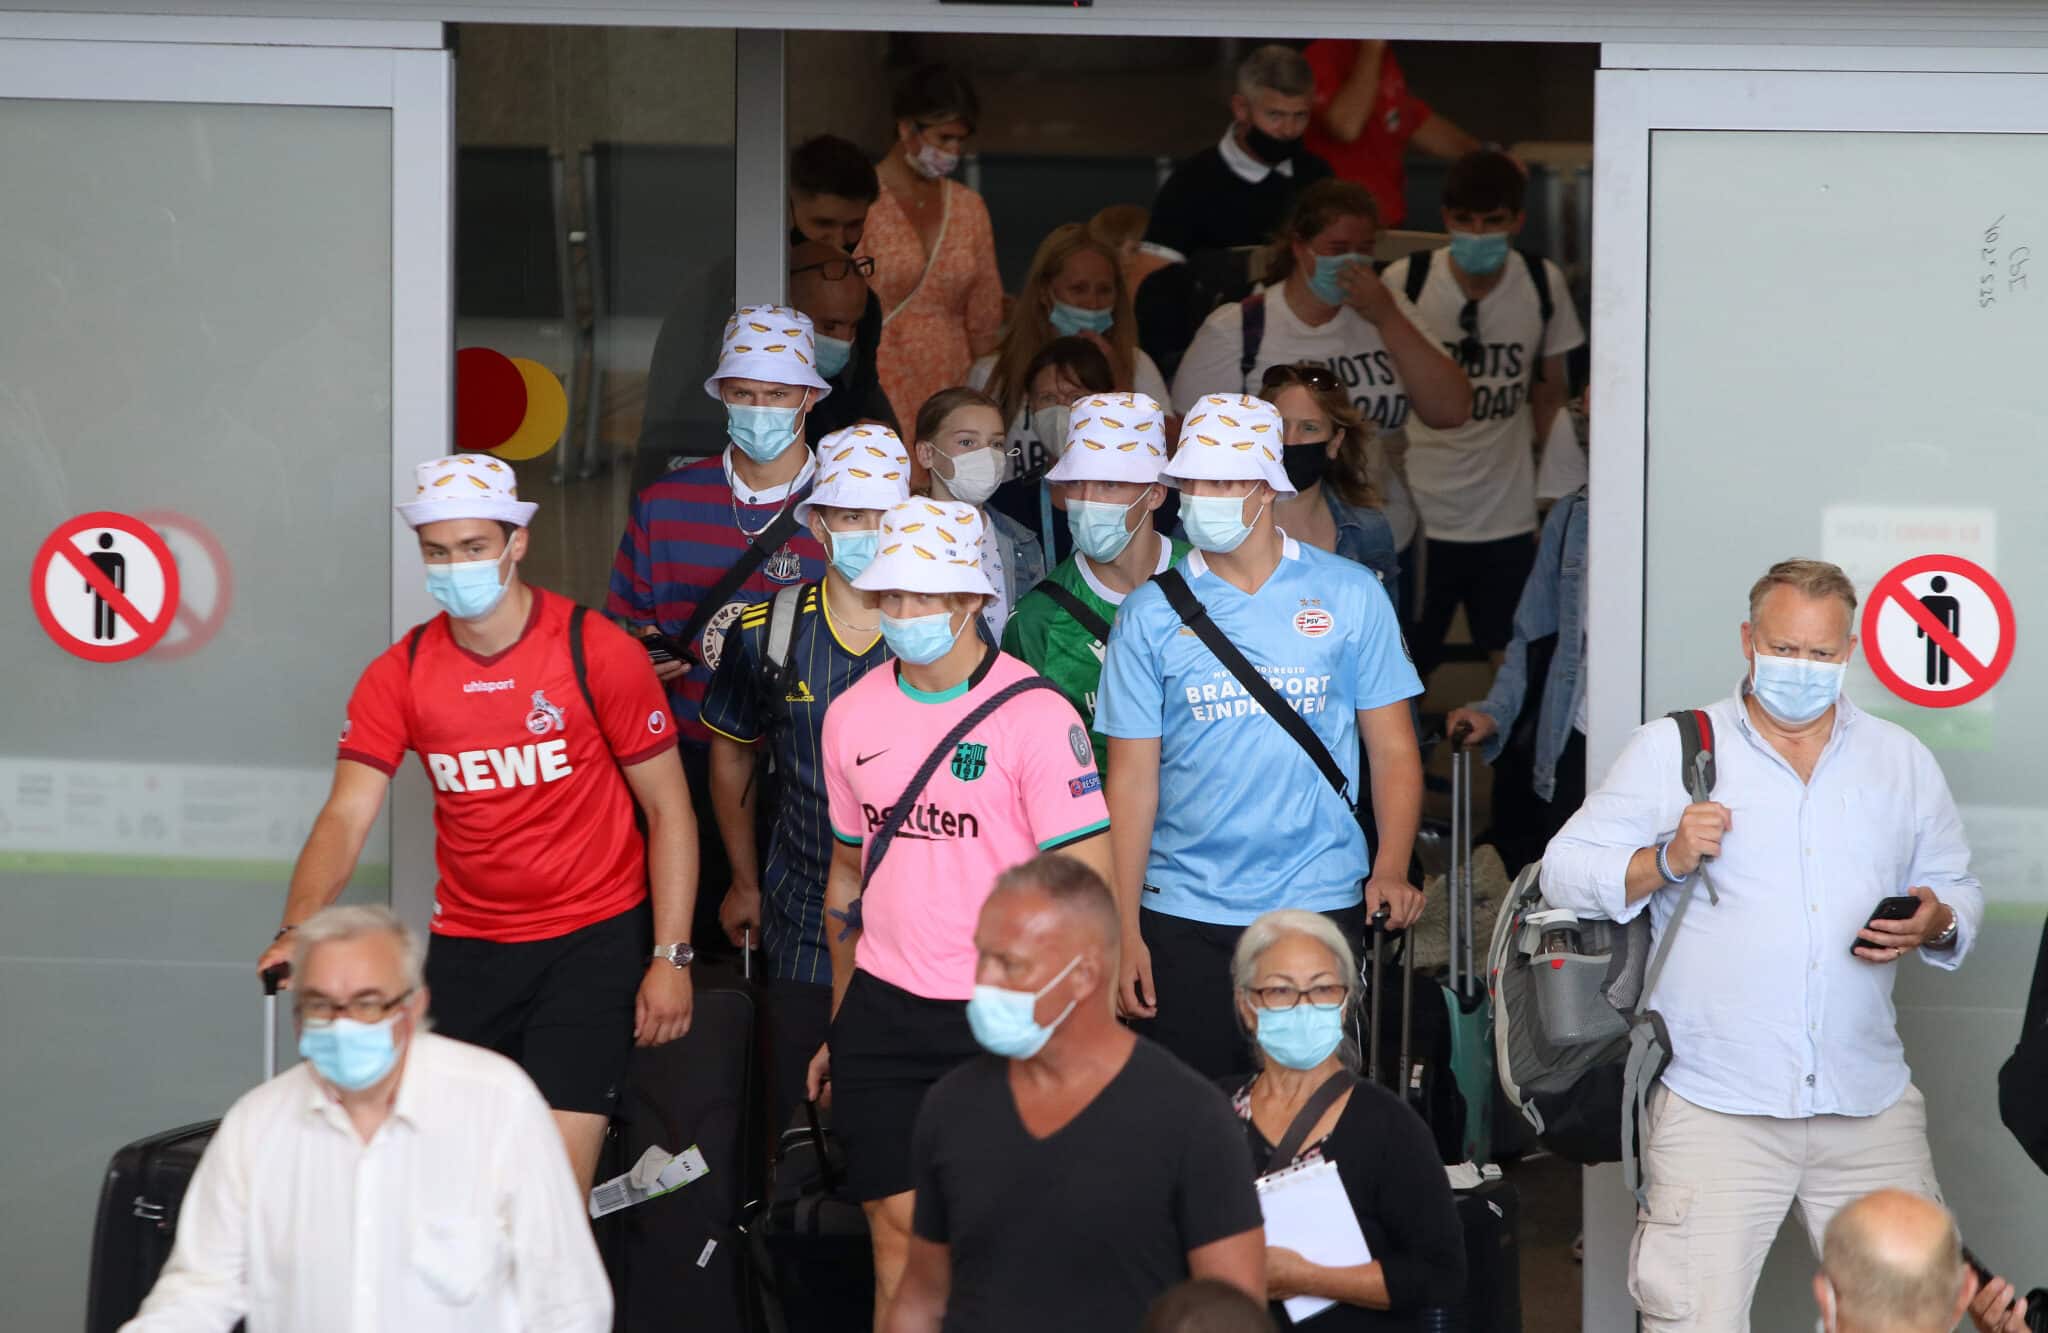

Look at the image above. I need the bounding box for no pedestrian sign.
[1861,554,2014,708]
[29,511,182,663]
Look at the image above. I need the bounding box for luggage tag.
[588,1144,710,1220]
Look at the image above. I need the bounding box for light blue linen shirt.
[1541,686,1982,1119]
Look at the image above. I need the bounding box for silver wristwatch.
[651,942,696,969]
[1926,910,1959,950]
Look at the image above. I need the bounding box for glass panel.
[453,24,737,610]
[1644,128,2048,1328]
[0,97,392,1327]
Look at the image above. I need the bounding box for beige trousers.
[1629,1083,1942,1333]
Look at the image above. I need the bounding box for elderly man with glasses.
[127,905,610,1333]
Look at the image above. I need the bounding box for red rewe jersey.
[338,587,678,942]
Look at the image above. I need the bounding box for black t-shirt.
[913,1037,1264,1333]
[1143,144,1334,261]
[1233,1075,1467,1331]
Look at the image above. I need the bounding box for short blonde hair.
[1748,559,1858,623]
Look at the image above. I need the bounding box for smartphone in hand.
[643,633,685,666]
[1851,894,1921,956]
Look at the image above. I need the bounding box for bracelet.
[273,924,297,941]
[1655,842,1689,886]
[1927,909,1959,949]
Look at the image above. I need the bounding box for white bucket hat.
[1162,393,1295,495]
[1045,391,1170,486]
[395,454,540,529]
[702,304,834,401]
[795,425,914,526]
[851,498,998,598]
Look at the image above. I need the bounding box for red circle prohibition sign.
[1860,553,2015,708]
[29,510,183,663]
[137,509,234,661]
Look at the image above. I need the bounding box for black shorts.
[830,968,979,1203]
[424,902,649,1115]
[1414,533,1538,671]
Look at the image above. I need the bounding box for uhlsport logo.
[526,689,566,735]
[951,742,988,782]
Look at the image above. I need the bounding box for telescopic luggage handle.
[260,963,290,1081]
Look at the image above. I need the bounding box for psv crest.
[950,742,988,782]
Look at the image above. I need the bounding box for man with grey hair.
[1814,1190,1975,1333]
[128,905,610,1332]
[884,854,1264,1333]
[1543,558,1983,1332]
[1144,43,1335,265]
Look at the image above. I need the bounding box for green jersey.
[1001,535,1191,770]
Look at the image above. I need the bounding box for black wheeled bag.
[750,1099,873,1332]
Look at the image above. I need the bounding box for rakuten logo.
[427,740,573,792]
[464,679,517,694]
[861,801,980,841]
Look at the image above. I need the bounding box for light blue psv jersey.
[1095,537,1423,924]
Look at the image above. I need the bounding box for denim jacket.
[1473,487,1587,801]
[1327,488,1402,615]
[986,506,1047,610]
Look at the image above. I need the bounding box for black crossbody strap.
[1027,578,1112,644]
[677,502,802,666]
[1265,1070,1356,1174]
[1155,567,1352,808]
[861,669,1067,889]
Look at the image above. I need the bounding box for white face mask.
[938,446,1004,505]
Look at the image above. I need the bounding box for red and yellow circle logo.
[455,346,569,461]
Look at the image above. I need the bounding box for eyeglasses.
[1457,299,1484,369]
[791,255,876,283]
[1245,982,1348,1011]
[1261,362,1341,394]
[297,988,415,1024]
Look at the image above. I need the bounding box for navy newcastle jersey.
[701,582,891,983]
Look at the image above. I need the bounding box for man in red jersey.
[257,453,699,1188]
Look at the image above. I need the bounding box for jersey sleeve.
[1013,689,1109,851]
[1304,38,1346,115]
[603,494,656,627]
[336,645,413,776]
[821,691,863,847]
[1094,591,1166,740]
[1169,302,1247,414]
[580,610,681,766]
[1540,258,1588,358]
[700,608,767,745]
[1350,571,1425,712]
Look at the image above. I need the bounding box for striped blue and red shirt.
[605,450,827,745]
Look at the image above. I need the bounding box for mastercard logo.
[455,347,568,462]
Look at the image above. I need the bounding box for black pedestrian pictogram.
[87,532,127,640]
[1917,575,1962,685]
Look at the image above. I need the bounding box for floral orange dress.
[858,179,1005,432]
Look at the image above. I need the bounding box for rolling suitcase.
[1362,915,1465,1165]
[1456,1175,1523,1333]
[750,1099,873,1333]
[1444,737,1497,1166]
[86,965,287,1333]
[604,981,762,1333]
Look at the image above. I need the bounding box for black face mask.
[1282,442,1332,492]
[1243,124,1301,167]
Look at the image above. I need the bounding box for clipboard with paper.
[1255,1157,1372,1321]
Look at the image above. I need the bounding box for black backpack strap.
[1155,567,1352,808]
[1238,289,1267,386]
[1664,708,1716,803]
[405,623,428,665]
[1025,578,1111,644]
[1264,1070,1356,1174]
[1403,247,1431,305]
[859,668,1068,890]
[675,501,803,667]
[1521,250,1554,381]
[569,604,598,720]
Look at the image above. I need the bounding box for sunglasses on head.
[1260,362,1341,393]
[1457,299,1484,368]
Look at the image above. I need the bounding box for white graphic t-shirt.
[1382,250,1585,543]
[1169,281,1425,434]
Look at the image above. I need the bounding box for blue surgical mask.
[1068,494,1147,563]
[967,955,1082,1060]
[1181,492,1267,554]
[1448,230,1511,276]
[423,541,514,621]
[826,527,880,582]
[1307,252,1367,305]
[1255,1002,1347,1070]
[727,402,804,463]
[880,609,965,665]
[298,1012,404,1091]
[814,334,853,380]
[1048,301,1115,337]
[1750,651,1845,725]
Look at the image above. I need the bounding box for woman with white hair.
[1228,909,1466,1329]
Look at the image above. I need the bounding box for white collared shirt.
[1541,687,1983,1120]
[1216,125,1294,185]
[124,1033,610,1333]
[722,444,818,507]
